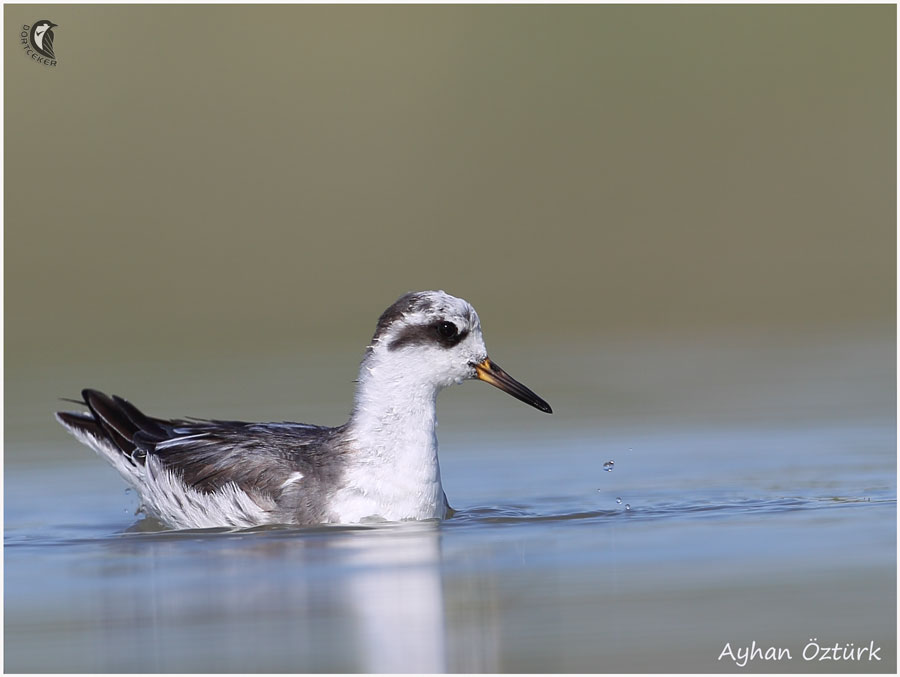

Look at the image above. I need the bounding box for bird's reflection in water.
[103,520,446,672]
[332,521,446,672]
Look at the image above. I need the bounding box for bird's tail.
[56,390,164,492]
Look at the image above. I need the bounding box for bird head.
[364,290,551,412]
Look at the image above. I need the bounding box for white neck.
[328,351,449,523]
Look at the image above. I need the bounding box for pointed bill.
[474,358,552,413]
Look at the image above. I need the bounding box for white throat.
[328,349,449,523]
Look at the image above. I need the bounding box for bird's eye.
[436,321,458,339]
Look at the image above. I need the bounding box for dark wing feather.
[147,421,335,496]
[83,389,141,457]
[56,410,103,438]
[60,389,338,499]
[112,394,169,439]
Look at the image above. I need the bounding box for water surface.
[4,334,896,672]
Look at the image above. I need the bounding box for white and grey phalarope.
[56,290,552,529]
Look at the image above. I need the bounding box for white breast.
[326,421,448,523]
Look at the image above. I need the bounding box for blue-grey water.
[4,333,896,672]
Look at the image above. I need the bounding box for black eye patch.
[388,320,469,351]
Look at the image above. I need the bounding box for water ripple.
[448,495,894,527]
[4,495,893,547]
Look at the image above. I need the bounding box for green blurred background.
[5,4,895,437]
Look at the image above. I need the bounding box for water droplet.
[603,460,615,472]
[625,504,631,511]
[616,497,622,504]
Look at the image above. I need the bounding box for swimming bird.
[56,291,552,529]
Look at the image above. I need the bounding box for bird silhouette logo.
[29,20,57,60]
